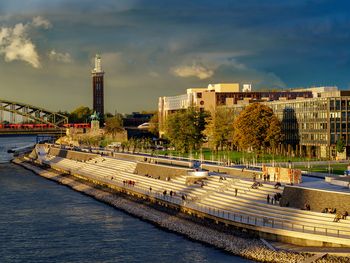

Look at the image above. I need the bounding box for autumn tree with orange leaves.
[233,103,283,153]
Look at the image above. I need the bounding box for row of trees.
[59,106,118,123]
[164,103,283,154]
[62,106,159,135]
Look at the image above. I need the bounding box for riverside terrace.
[30,144,350,248]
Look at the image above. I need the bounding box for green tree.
[165,107,208,153]
[204,107,235,151]
[336,137,345,153]
[233,103,282,153]
[104,114,124,138]
[104,112,114,119]
[148,113,159,136]
[69,106,92,123]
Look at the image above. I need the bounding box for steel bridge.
[0,99,68,127]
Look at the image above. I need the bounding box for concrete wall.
[113,152,191,168]
[112,152,143,162]
[201,164,259,179]
[135,162,191,179]
[49,148,97,161]
[280,186,350,212]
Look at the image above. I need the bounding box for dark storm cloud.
[0,0,350,112]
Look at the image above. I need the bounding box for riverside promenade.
[14,144,350,262]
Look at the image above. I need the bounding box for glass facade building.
[232,91,350,158]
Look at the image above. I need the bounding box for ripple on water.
[0,163,252,263]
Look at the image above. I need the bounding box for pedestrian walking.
[267,194,270,204]
[235,188,238,197]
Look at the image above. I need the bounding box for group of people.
[266,194,277,205]
[274,182,282,189]
[163,189,177,197]
[123,180,135,186]
[274,193,282,202]
[322,207,337,214]
[251,181,263,189]
[143,173,161,180]
[321,207,348,222]
[333,211,348,222]
[302,203,311,211]
[263,174,270,182]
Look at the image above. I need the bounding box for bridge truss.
[0,99,68,127]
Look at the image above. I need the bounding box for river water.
[0,136,251,263]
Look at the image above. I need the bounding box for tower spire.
[94,54,102,73]
[91,54,105,118]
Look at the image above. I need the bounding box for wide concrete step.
[198,200,350,238]
[117,172,199,198]
[209,187,350,222]
[198,197,350,232]
[232,180,283,194]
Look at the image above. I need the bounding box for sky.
[0,0,350,113]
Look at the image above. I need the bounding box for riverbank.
[13,157,350,263]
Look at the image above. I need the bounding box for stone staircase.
[39,153,350,242]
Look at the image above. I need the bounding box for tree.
[69,106,92,123]
[233,103,282,153]
[336,137,345,153]
[164,107,208,153]
[204,107,235,151]
[104,114,124,138]
[104,112,114,119]
[148,113,159,136]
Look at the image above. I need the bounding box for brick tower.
[91,54,104,118]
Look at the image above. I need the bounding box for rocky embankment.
[13,158,349,263]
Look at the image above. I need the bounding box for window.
[341,100,346,109]
[331,134,336,144]
[336,100,341,111]
[336,122,340,132]
[342,112,346,120]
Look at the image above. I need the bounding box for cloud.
[32,16,52,29]
[0,23,40,68]
[214,63,287,89]
[171,63,214,80]
[49,49,72,63]
[0,16,52,68]
[149,71,159,77]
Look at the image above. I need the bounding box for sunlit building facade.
[158,84,350,158]
[232,88,350,158]
[158,83,312,136]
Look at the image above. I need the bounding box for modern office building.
[91,54,104,117]
[158,83,348,158]
[232,88,350,158]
